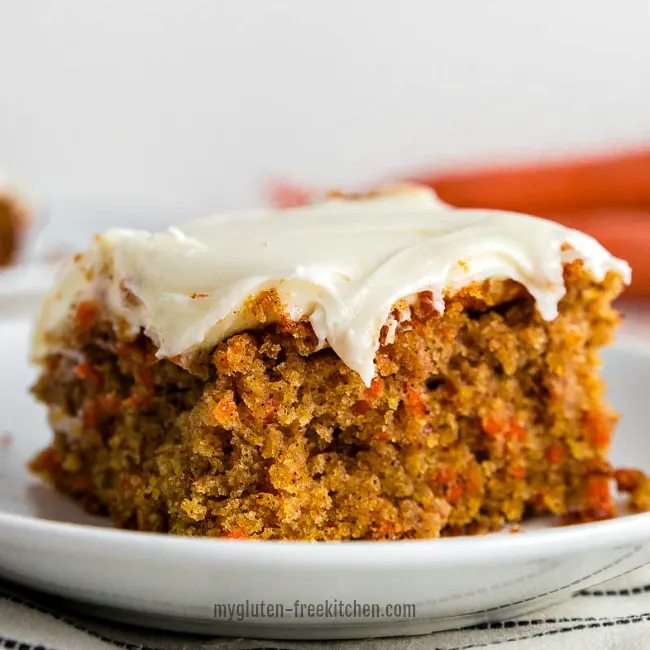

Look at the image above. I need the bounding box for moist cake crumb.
[30,263,630,539]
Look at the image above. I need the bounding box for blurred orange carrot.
[268,181,315,209]
[413,150,650,213]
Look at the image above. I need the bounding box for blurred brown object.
[0,191,30,267]
[414,149,650,213]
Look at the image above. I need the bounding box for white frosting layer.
[32,187,631,386]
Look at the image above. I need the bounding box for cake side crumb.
[29,264,630,540]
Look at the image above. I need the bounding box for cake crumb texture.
[31,263,627,539]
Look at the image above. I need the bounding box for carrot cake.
[29,186,632,540]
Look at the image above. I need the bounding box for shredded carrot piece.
[377,522,396,538]
[223,529,248,540]
[584,410,611,448]
[74,362,100,384]
[74,301,98,329]
[585,475,614,515]
[364,377,384,402]
[482,417,526,441]
[507,423,527,441]
[481,417,502,436]
[546,442,564,464]
[212,397,237,425]
[127,387,153,409]
[404,385,426,417]
[446,483,464,504]
[510,466,526,480]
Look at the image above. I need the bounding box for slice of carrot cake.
[29,186,631,540]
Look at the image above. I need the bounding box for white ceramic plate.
[1,291,650,640]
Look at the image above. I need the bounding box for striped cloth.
[1,566,649,650]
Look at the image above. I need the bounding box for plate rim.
[1,504,650,570]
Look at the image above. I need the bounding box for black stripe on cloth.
[470,615,632,629]
[2,581,650,650]
[577,584,650,597]
[0,636,52,650]
[451,612,650,650]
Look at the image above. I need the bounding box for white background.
[0,0,649,231]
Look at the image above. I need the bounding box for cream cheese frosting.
[32,186,631,386]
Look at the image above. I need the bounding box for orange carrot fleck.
[510,466,526,480]
[585,475,614,515]
[74,362,100,385]
[446,482,464,504]
[213,397,237,425]
[377,522,396,538]
[404,385,426,417]
[481,417,502,436]
[74,301,98,329]
[364,377,384,402]
[508,423,527,441]
[223,529,248,540]
[584,411,611,448]
[127,388,153,409]
[546,442,564,465]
